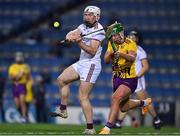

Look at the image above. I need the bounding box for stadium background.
[0,0,180,129]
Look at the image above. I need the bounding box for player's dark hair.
[129,29,143,44]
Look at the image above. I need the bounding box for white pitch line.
[0,132,180,135]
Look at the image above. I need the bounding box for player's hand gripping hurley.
[60,28,104,44]
[105,22,124,53]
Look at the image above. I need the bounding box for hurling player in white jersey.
[49,6,105,134]
[114,30,162,130]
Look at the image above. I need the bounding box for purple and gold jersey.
[107,38,137,78]
[8,63,30,84]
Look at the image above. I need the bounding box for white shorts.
[134,76,146,93]
[72,61,101,84]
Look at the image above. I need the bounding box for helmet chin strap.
[83,20,97,28]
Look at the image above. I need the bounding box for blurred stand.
[107,12,118,26]
[0,66,5,122]
[40,66,52,85]
[25,32,43,45]
[48,41,64,57]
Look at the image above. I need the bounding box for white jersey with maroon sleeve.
[78,23,105,62]
[135,46,147,92]
[72,23,105,83]
[135,46,147,75]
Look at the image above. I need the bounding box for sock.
[17,107,22,115]
[87,123,93,129]
[131,117,136,121]
[154,116,160,122]
[139,100,145,107]
[116,119,123,124]
[105,122,113,129]
[60,104,66,110]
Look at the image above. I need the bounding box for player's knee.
[78,94,89,103]
[57,76,66,87]
[112,93,123,103]
[19,95,25,102]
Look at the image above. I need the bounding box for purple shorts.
[113,77,138,94]
[12,84,26,98]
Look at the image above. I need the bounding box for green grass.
[0,123,180,135]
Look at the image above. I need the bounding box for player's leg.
[19,94,27,122]
[100,85,133,134]
[17,84,27,123]
[13,85,22,116]
[114,110,127,128]
[120,97,150,112]
[79,81,96,134]
[49,65,79,118]
[79,63,100,134]
[136,91,154,115]
[110,88,151,125]
[14,97,21,115]
[128,108,139,128]
[135,77,149,115]
[109,85,140,123]
[136,90,149,114]
[79,81,93,124]
[100,84,152,134]
[115,98,139,128]
[136,90,162,129]
[25,102,30,121]
[100,77,138,134]
[58,65,79,105]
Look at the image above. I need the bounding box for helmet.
[15,52,23,58]
[84,6,101,21]
[106,22,124,39]
[129,30,142,44]
[15,52,24,62]
[129,30,138,37]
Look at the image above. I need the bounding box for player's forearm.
[9,75,16,80]
[26,73,31,81]
[9,75,20,82]
[104,52,112,64]
[137,69,146,78]
[77,40,97,56]
[29,75,34,84]
[137,59,149,77]
[137,66,149,78]
[119,52,135,62]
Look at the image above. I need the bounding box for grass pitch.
[0,123,180,135]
